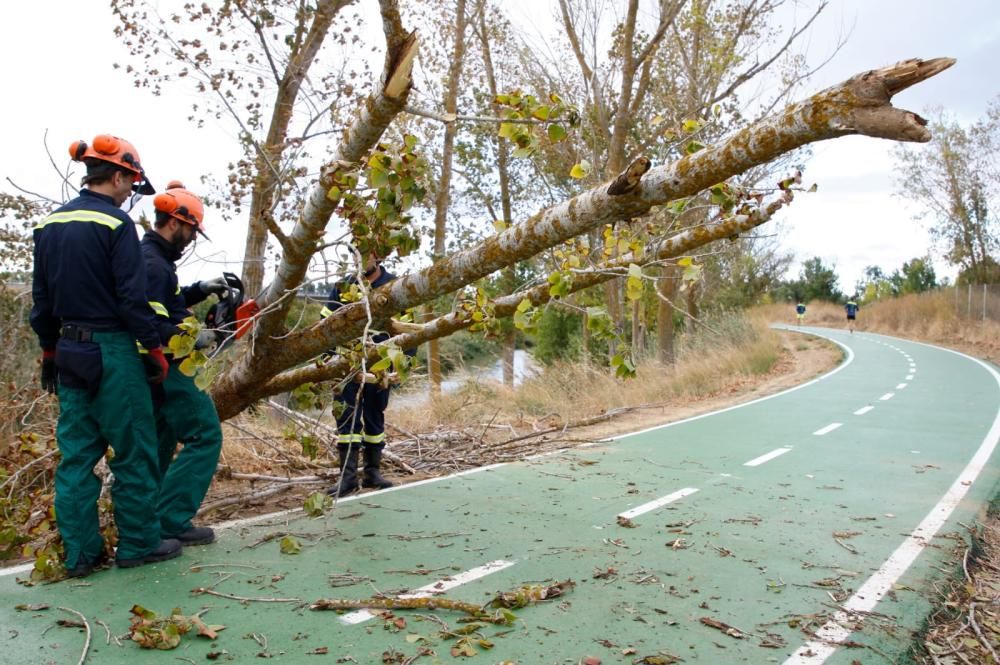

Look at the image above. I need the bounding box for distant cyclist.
[845,298,859,333]
[795,302,806,326]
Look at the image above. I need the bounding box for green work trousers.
[55,332,161,567]
[155,364,223,538]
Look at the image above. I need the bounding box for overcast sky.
[2,1,998,292]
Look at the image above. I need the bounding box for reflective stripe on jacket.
[30,189,160,350]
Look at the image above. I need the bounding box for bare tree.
[894,103,1000,283]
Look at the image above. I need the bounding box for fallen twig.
[58,607,91,665]
[191,587,301,603]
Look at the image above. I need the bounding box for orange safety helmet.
[69,134,155,195]
[153,180,208,238]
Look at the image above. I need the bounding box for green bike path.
[2,328,998,664]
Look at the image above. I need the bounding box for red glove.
[142,347,170,385]
[41,349,57,394]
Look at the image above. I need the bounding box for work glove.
[142,347,170,385]
[194,329,217,351]
[41,349,57,394]
[198,276,230,297]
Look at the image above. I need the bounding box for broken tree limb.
[242,191,792,397]
[311,596,488,618]
[254,0,418,330]
[211,57,954,420]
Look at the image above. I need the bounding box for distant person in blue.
[795,302,806,326]
[845,298,859,333]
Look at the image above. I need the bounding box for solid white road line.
[897,383,908,390]
[854,406,874,416]
[880,393,895,401]
[813,423,842,436]
[783,335,1000,665]
[744,448,793,467]
[340,559,516,624]
[618,488,699,520]
[617,328,855,442]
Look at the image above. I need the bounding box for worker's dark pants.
[54,332,162,568]
[335,381,390,447]
[155,364,223,538]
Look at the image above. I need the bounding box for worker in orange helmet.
[30,134,180,577]
[142,181,226,547]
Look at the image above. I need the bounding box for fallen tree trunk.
[212,57,954,420]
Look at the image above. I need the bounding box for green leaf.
[369,357,393,373]
[279,536,302,555]
[685,141,705,155]
[303,492,332,517]
[498,122,516,139]
[569,160,591,179]
[168,333,195,358]
[178,356,199,377]
[516,298,532,313]
[368,167,389,189]
[532,106,550,121]
[326,185,341,202]
[547,123,567,142]
[682,118,702,133]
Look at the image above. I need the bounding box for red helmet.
[153,180,208,238]
[69,134,155,195]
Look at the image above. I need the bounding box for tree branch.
[251,191,793,398]
[212,56,955,419]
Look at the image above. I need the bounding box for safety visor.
[121,153,155,195]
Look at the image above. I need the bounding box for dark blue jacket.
[141,230,210,345]
[321,266,416,357]
[30,189,160,350]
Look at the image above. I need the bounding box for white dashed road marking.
[744,448,793,467]
[618,488,699,520]
[880,393,895,401]
[896,383,908,390]
[854,406,874,416]
[813,423,842,436]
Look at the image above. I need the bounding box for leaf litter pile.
[916,517,1000,664]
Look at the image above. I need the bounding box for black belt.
[61,325,94,343]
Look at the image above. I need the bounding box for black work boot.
[362,444,394,489]
[66,549,110,579]
[116,539,182,569]
[328,443,359,496]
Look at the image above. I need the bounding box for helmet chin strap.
[123,191,143,213]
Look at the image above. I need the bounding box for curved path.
[2,327,998,664]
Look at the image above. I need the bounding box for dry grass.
[389,313,783,435]
[756,293,1000,364]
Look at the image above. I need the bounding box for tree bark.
[657,262,679,364]
[212,57,955,420]
[240,0,357,296]
[426,0,471,396]
[255,3,417,339]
